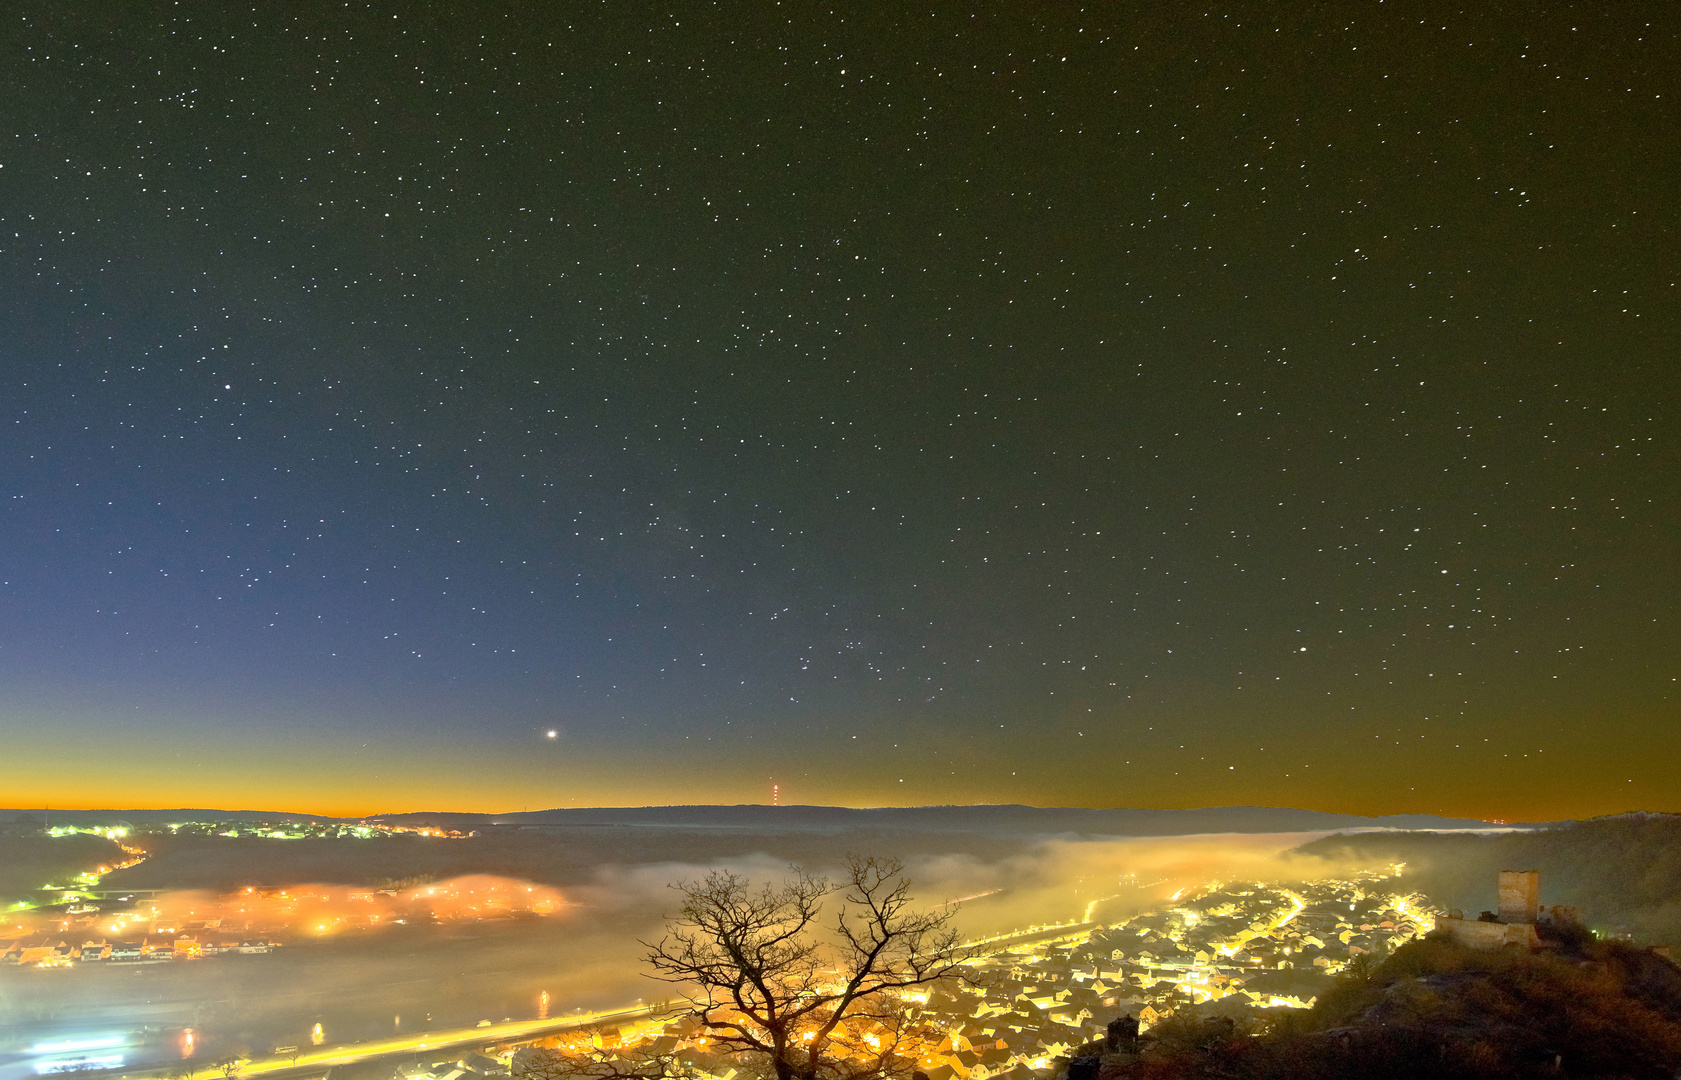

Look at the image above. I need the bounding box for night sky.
[3,4,1676,820]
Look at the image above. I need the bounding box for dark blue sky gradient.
[2,3,1677,815]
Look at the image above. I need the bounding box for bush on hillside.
[1083,932,1681,1079]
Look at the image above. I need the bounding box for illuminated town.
[3,820,497,967]
[360,869,1434,1080]
[0,868,1416,1080]
[2,817,1437,1080]
[4,826,1435,1080]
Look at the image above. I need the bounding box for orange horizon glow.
[5,694,1678,823]
[10,788,1664,824]
[2,788,1519,821]
[5,745,1675,823]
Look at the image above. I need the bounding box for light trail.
[197,1004,670,1080]
[1275,891,1308,931]
[961,921,1096,953]
[1080,894,1128,922]
[1391,893,1437,934]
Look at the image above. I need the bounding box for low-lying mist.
[8,874,567,941]
[1294,815,1681,944]
[2,825,1400,1066]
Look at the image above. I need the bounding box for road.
[190,1004,669,1080]
[963,921,1098,953]
[142,921,1086,1080]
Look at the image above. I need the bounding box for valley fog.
[0,824,1367,1069]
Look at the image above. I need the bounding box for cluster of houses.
[1,936,276,966]
[1108,880,1421,1005]
[874,875,1423,1074]
[423,874,1432,1080]
[394,1050,512,1080]
[825,874,1425,1078]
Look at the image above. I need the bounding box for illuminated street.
[223,1006,667,1080]
[61,868,1436,1080]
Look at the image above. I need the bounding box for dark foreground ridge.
[1063,928,1681,1080]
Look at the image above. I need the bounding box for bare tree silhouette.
[638,854,966,1080]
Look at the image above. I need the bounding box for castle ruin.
[1436,869,1549,949]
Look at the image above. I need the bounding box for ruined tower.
[1497,870,1540,924]
[1438,869,1543,950]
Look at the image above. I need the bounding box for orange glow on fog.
[10,875,567,940]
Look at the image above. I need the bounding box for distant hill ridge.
[4,804,1513,833]
[433,804,1513,833]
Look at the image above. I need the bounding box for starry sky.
[2,4,1677,820]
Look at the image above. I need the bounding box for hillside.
[0,833,128,904]
[1095,932,1681,1079]
[98,822,1039,891]
[1291,814,1681,945]
[378,804,1501,835]
[1,804,1504,835]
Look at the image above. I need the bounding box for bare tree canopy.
[635,854,967,1080]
